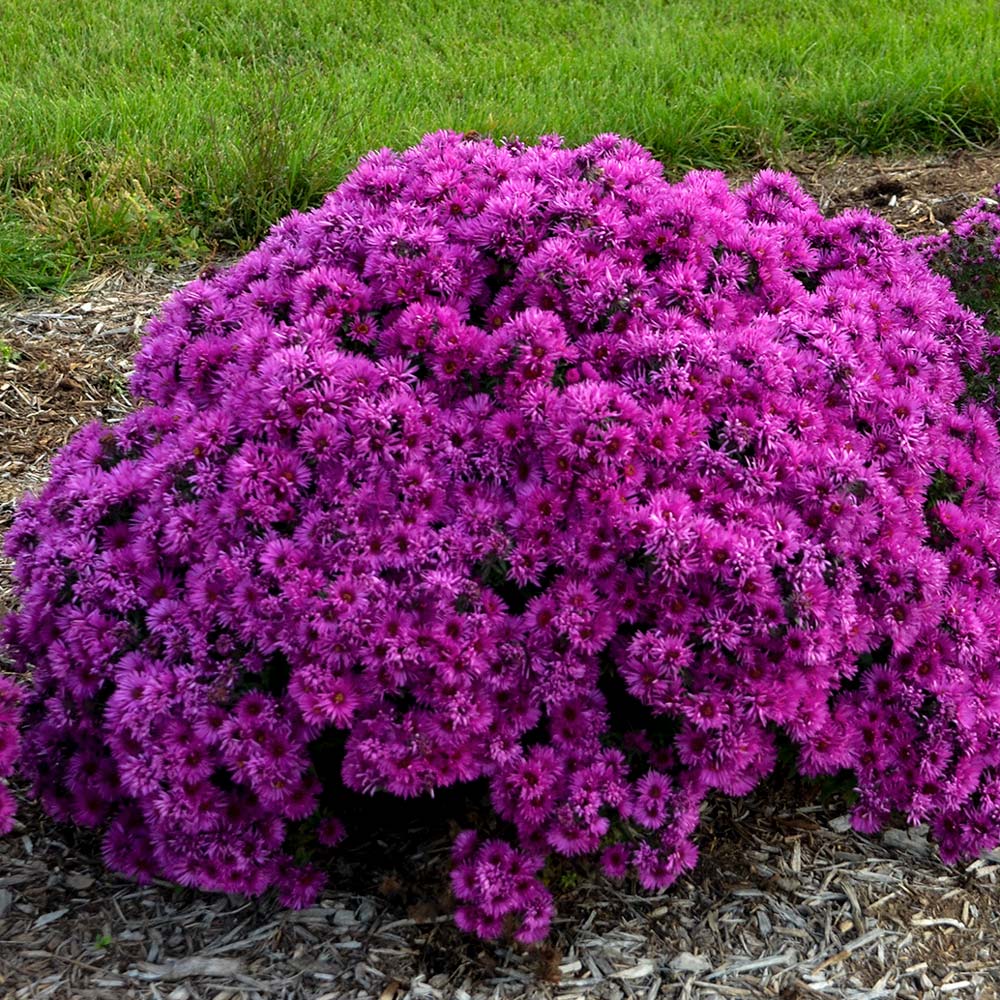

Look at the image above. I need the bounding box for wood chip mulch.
[2,150,1000,1000]
[2,790,998,1000]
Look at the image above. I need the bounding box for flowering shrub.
[6,132,1000,942]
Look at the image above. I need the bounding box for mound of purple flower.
[6,132,1000,943]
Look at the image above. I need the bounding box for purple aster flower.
[600,843,630,879]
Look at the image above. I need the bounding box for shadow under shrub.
[5,132,1000,944]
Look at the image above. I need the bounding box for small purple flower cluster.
[916,186,1000,325]
[451,831,554,944]
[0,677,20,834]
[916,187,1000,410]
[6,132,1000,943]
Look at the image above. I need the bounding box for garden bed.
[2,149,1000,1000]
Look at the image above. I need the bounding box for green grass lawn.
[2,0,999,293]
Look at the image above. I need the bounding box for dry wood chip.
[912,916,966,930]
[707,951,796,979]
[668,952,711,975]
[32,908,68,929]
[611,959,655,980]
[882,827,933,857]
[132,956,246,981]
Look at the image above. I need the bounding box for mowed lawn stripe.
[2,0,998,291]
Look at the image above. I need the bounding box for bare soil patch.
[2,151,1000,1000]
[790,147,1000,235]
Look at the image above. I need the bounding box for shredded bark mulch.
[2,150,1000,1000]
[787,146,1000,236]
